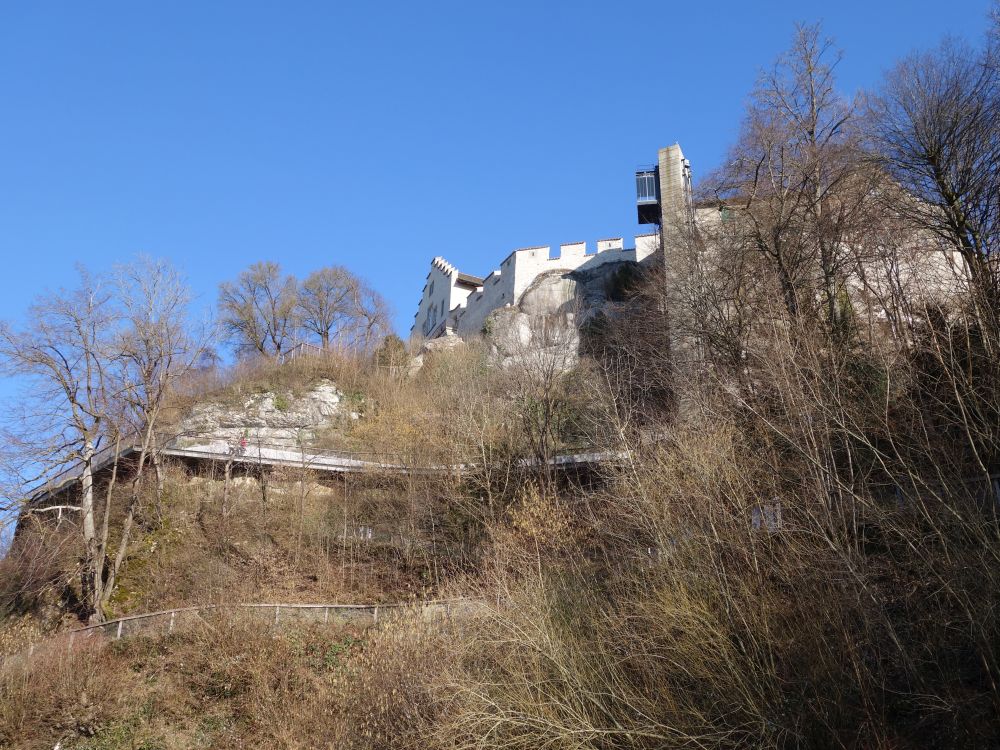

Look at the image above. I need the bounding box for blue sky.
[0,0,993,345]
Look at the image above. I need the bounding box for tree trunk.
[79,439,101,623]
[101,423,157,613]
[151,435,165,524]
[92,434,124,623]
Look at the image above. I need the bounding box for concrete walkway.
[29,435,621,505]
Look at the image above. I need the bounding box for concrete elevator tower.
[636,144,693,266]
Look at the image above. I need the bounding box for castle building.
[411,141,965,342]
[411,144,692,341]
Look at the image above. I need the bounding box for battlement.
[431,256,457,277]
[412,233,660,340]
[500,234,657,267]
[410,141,689,342]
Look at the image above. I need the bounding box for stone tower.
[657,144,692,226]
[635,143,693,267]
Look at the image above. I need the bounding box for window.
[440,300,446,317]
[636,171,658,203]
[428,280,435,296]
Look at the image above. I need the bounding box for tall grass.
[432,282,1000,748]
[0,610,454,749]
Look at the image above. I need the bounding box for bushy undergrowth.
[6,306,1000,747]
[0,522,79,623]
[433,373,1000,748]
[105,465,464,615]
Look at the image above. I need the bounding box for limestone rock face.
[571,260,643,325]
[487,306,578,370]
[407,259,647,374]
[517,274,577,317]
[485,262,641,369]
[174,378,352,448]
[406,333,466,375]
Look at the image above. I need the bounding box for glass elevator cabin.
[635,166,660,224]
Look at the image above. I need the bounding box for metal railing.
[6,598,484,665]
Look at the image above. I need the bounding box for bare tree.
[0,260,206,623]
[983,0,1000,72]
[218,261,298,357]
[0,269,117,622]
[344,277,392,353]
[297,265,392,352]
[297,266,357,349]
[866,37,1000,315]
[496,311,582,488]
[713,24,870,329]
[92,258,205,613]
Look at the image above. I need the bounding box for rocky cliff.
[485,260,646,368]
[173,379,357,449]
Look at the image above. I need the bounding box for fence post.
[324,606,329,623]
[169,610,176,634]
[116,620,124,639]
[373,605,378,623]
[274,605,279,625]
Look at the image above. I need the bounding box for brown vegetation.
[4,12,1000,750]
[1,612,452,749]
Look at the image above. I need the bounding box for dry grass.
[0,609,456,749]
[98,464,459,616]
[7,247,1000,748]
[424,276,1000,748]
[168,349,372,413]
[0,636,145,749]
[0,521,81,630]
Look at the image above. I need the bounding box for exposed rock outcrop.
[173,379,354,448]
[406,259,647,374]
[485,260,644,369]
[406,334,466,375]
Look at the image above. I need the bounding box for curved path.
[31,435,621,505]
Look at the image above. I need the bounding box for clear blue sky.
[0,0,993,342]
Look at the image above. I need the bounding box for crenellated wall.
[413,257,478,339]
[412,234,660,340]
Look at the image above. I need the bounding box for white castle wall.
[411,234,660,339]
[455,261,513,336]
[413,257,474,339]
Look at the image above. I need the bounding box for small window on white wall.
[440,300,446,317]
